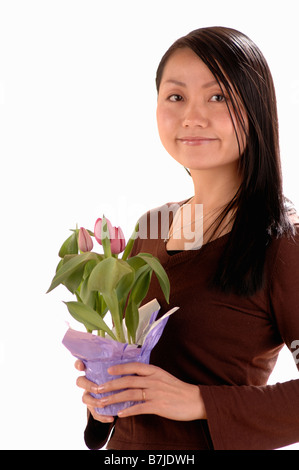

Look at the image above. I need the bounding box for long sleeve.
[200,379,299,449]
[200,230,299,450]
[84,412,115,450]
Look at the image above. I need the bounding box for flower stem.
[101,215,112,258]
[112,308,126,343]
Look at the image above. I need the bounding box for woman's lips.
[177,137,218,146]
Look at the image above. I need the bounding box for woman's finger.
[108,362,158,377]
[97,388,147,408]
[74,359,85,372]
[83,392,115,423]
[76,375,100,394]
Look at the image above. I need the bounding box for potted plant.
[47,216,177,415]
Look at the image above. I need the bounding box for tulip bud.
[78,227,93,252]
[94,217,114,245]
[94,217,126,255]
[110,226,126,254]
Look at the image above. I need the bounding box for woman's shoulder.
[136,198,189,230]
[130,199,190,256]
[267,223,299,278]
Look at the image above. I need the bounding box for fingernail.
[99,397,109,404]
[92,385,104,393]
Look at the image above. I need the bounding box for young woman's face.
[156,48,247,173]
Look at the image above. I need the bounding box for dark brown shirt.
[84,202,299,450]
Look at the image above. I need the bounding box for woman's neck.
[190,164,241,212]
[166,164,241,251]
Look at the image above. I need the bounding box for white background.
[0,0,298,450]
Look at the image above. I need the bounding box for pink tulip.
[111,226,126,254]
[78,227,93,252]
[94,217,126,254]
[94,217,113,244]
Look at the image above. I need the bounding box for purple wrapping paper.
[62,309,172,416]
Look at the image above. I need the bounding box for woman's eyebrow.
[164,79,186,87]
[202,79,219,89]
[162,79,220,89]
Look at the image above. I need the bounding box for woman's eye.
[210,94,226,103]
[168,94,183,102]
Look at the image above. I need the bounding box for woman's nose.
[182,103,209,128]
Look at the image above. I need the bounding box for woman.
[75,27,299,450]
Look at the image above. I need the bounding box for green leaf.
[101,289,119,319]
[83,258,98,278]
[62,263,86,294]
[126,255,147,271]
[64,301,117,340]
[55,258,64,273]
[122,221,139,261]
[79,259,107,309]
[88,257,134,295]
[115,267,135,302]
[130,266,152,306]
[58,231,78,258]
[100,289,125,342]
[79,277,97,308]
[125,300,139,344]
[96,293,109,318]
[136,253,170,303]
[78,259,99,306]
[47,252,100,293]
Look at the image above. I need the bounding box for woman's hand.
[76,360,207,421]
[75,360,115,424]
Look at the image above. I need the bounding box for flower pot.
[62,301,178,416]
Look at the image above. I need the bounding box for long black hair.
[156,26,295,296]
